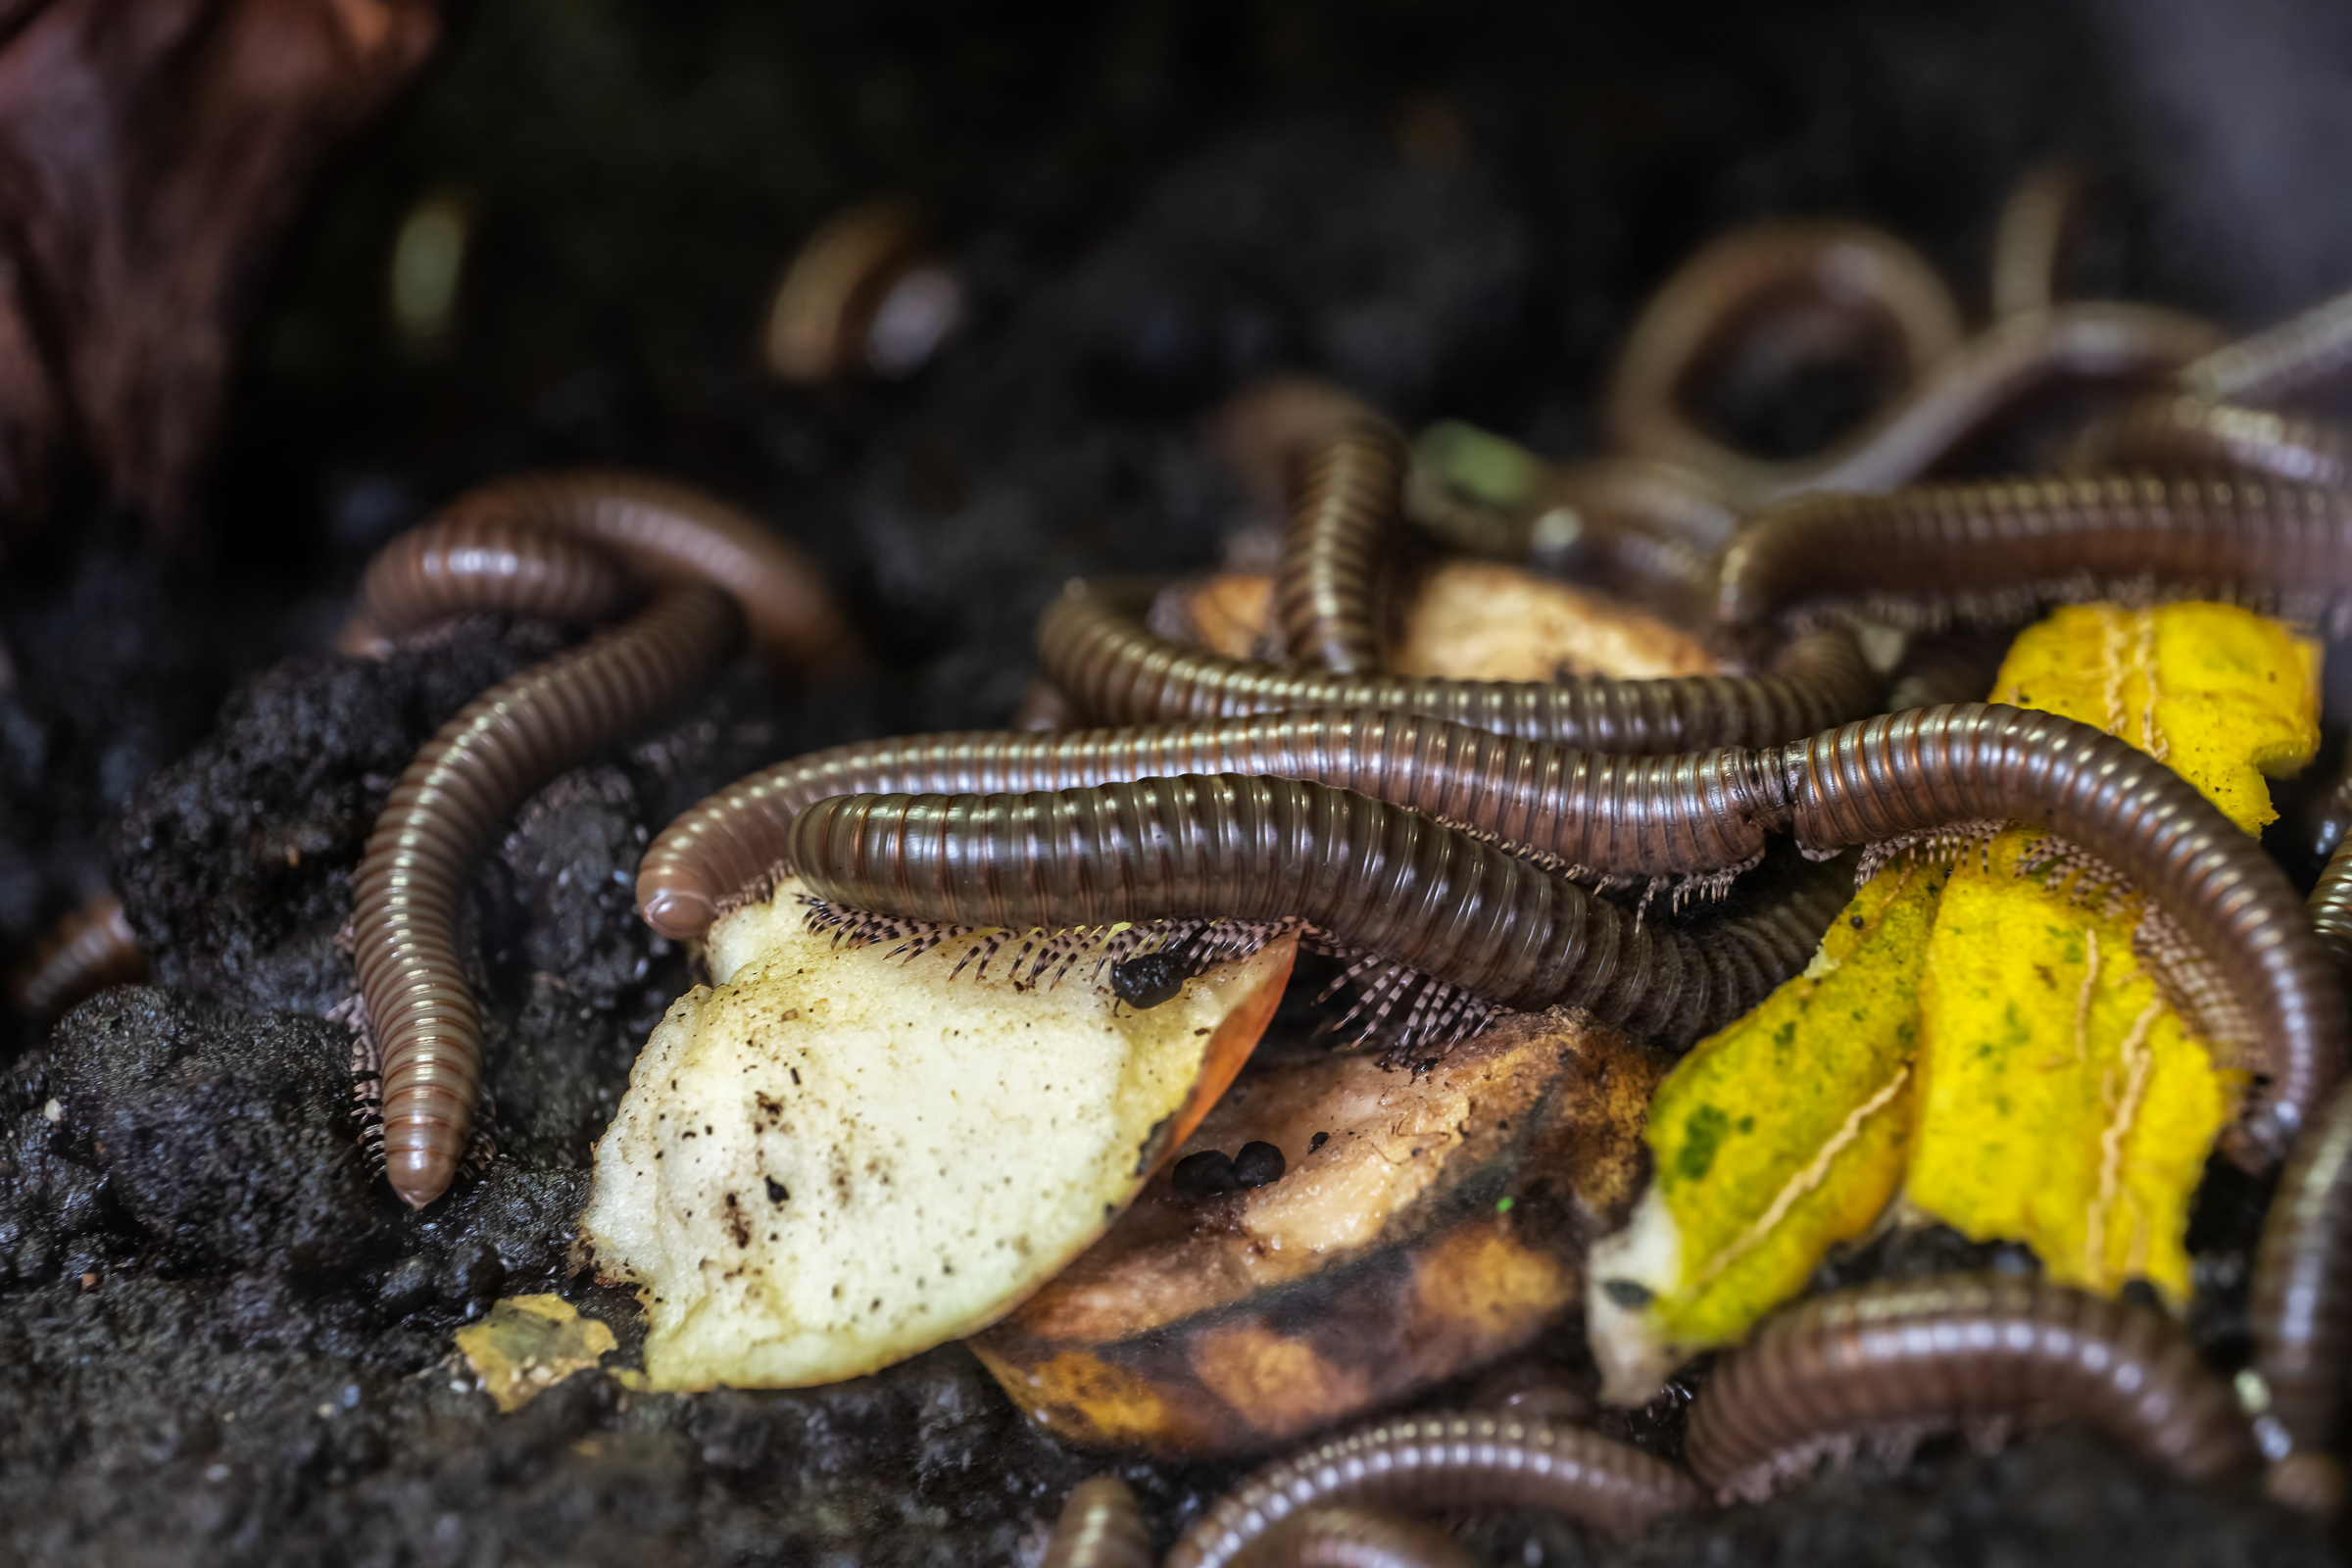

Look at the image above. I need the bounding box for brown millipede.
[1160,1411,1701,1568]
[1987,163,2090,320]
[1718,473,2352,633]
[1683,1272,2256,1501]
[1604,220,1965,481]
[340,514,633,655]
[786,777,1847,1054]
[2248,1079,2352,1512]
[425,468,855,674]
[2073,394,2350,489]
[8,890,147,1022]
[1638,303,2219,513]
[1040,1476,1153,1568]
[2310,802,2352,974]
[1038,581,1879,754]
[762,196,960,384]
[1273,420,1408,674]
[635,710,1791,943]
[354,585,742,1208]
[1773,703,2344,1168]
[1250,1507,1475,1568]
[2181,283,2352,408]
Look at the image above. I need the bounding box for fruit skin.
[970,1008,1663,1458]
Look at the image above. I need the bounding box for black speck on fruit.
[1232,1140,1285,1188]
[1171,1150,1239,1200]
[1110,952,1190,1009]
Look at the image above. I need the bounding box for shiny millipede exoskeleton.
[347,470,847,1207]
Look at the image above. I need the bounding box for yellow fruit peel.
[1989,602,2319,833]
[1586,864,1942,1397]
[1905,827,2236,1302]
[1592,600,2317,1402]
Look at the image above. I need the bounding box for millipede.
[1602,218,1965,493]
[8,890,146,1023]
[347,469,848,1207]
[1718,472,2352,633]
[1683,1272,2256,1501]
[2072,393,2352,490]
[1038,1477,1154,1568]
[1159,1411,1702,1568]
[1037,579,1881,754]
[787,776,1850,1058]
[1272,418,1408,675]
[634,710,1795,944]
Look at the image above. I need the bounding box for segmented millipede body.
[425,468,854,672]
[2182,284,2352,408]
[354,585,742,1207]
[1274,419,1408,673]
[1604,220,1965,479]
[1772,703,2345,1168]
[2312,797,2352,973]
[342,515,633,653]
[1987,162,2089,320]
[2073,394,2351,489]
[1250,1508,1476,1568]
[1040,1477,1153,1568]
[788,777,1848,1053]
[2249,1080,2352,1512]
[1683,1273,2256,1501]
[1719,473,2352,633]
[1615,300,2218,512]
[1161,1411,1701,1568]
[9,890,146,1022]
[1038,581,1879,754]
[635,710,1792,942]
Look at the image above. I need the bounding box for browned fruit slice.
[969,1009,1662,1457]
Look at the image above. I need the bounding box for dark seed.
[1308,1131,1329,1152]
[1111,951,1191,1009]
[765,1177,790,1204]
[1233,1140,1287,1188]
[1602,1279,1654,1308]
[1172,1150,1240,1200]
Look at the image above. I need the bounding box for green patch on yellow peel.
[1586,865,1941,1399]
[1907,828,2237,1304]
[1592,600,2314,1404]
[455,1295,619,1413]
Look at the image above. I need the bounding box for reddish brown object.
[9,888,145,1020]
[1685,1273,2255,1501]
[1719,474,2352,632]
[1163,1412,1701,1568]
[0,0,443,541]
[1039,1478,1153,1568]
[1251,1508,1475,1568]
[354,585,742,1208]
[1039,581,1880,755]
[1274,420,1408,674]
[634,711,1790,944]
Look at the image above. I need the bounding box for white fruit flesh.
[580,881,1292,1390]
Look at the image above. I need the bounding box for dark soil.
[4,1,2351,1562]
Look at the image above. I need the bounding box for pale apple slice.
[579,878,1294,1391]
